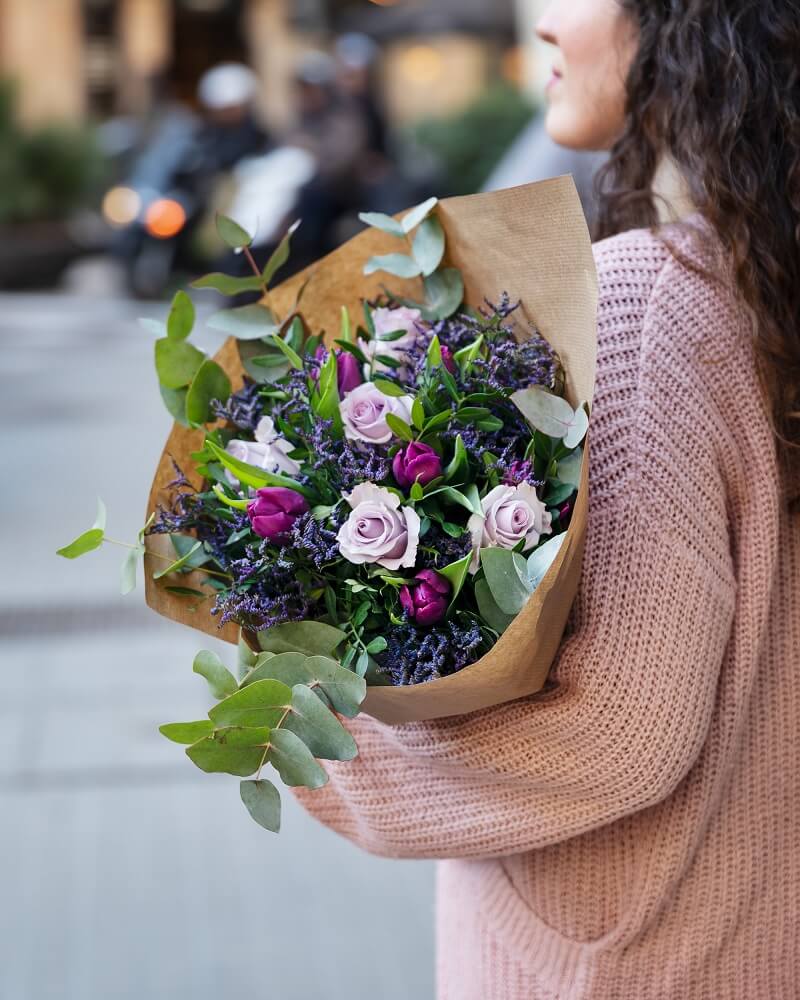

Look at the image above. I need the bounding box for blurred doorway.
[171,0,248,107]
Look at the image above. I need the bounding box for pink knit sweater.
[294,223,799,999]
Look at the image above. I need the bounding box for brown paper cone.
[145,176,597,724]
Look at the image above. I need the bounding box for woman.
[295,2,800,996]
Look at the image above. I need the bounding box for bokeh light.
[144,198,187,239]
[102,186,142,228]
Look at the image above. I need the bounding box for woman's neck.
[652,155,696,224]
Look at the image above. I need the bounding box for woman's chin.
[544,105,611,153]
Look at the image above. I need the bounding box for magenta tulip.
[399,569,451,627]
[247,487,309,542]
[314,347,363,396]
[336,350,362,394]
[392,442,442,490]
[440,344,457,375]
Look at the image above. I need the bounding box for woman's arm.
[293,234,738,859]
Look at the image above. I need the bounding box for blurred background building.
[0,4,603,998]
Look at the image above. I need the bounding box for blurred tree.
[0,82,106,224]
[408,82,535,196]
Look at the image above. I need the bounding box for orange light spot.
[145,199,187,239]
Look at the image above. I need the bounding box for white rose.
[340,382,413,444]
[225,415,300,486]
[360,306,425,376]
[336,483,420,571]
[468,483,552,573]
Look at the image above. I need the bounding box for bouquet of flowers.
[59,178,597,833]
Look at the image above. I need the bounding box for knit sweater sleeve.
[292,230,738,860]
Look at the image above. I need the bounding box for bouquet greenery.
[58,192,591,834]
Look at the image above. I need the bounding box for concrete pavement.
[0,289,435,1000]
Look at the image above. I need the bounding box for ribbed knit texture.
[293,223,800,999]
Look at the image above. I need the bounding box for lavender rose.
[247,487,309,542]
[399,569,451,627]
[468,483,552,572]
[226,416,300,486]
[392,442,442,490]
[337,483,420,570]
[340,382,413,444]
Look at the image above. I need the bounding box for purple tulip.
[399,569,451,627]
[337,350,362,395]
[503,460,533,486]
[247,487,309,542]
[392,442,442,490]
[314,347,363,396]
[559,500,573,528]
[440,344,457,375]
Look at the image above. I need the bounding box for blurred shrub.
[408,83,536,196]
[0,81,106,225]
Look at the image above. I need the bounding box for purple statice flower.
[212,379,265,433]
[298,417,392,494]
[290,509,345,569]
[375,617,485,685]
[212,552,311,631]
[417,521,474,570]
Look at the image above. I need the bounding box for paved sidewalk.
[0,291,435,1000]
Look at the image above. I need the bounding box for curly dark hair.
[594,1,800,507]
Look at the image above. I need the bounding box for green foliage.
[162,643,368,834]
[56,499,106,559]
[240,780,281,832]
[512,387,589,448]
[216,214,253,250]
[0,81,106,224]
[186,360,231,426]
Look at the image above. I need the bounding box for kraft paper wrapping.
[145,176,598,725]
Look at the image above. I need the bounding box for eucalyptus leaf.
[412,216,445,276]
[401,196,438,234]
[475,577,516,635]
[207,304,278,341]
[193,649,239,700]
[263,219,300,287]
[285,684,357,761]
[564,404,590,449]
[268,728,328,789]
[155,338,205,390]
[480,547,533,616]
[216,213,253,249]
[512,387,588,445]
[236,638,258,683]
[120,544,144,595]
[167,290,195,341]
[240,778,281,832]
[526,532,567,591]
[364,254,422,279]
[209,678,291,729]
[56,499,106,559]
[159,720,214,745]
[241,651,309,687]
[257,621,347,657]
[186,736,263,777]
[424,268,464,320]
[191,272,264,296]
[557,447,584,488]
[186,360,231,426]
[358,211,405,238]
[56,528,103,560]
[159,384,189,426]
